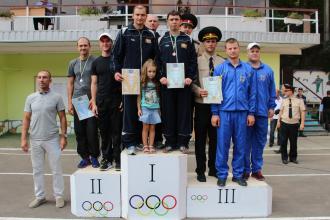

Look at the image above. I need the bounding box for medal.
[79,56,90,83]
[80,79,83,83]
[172,52,176,56]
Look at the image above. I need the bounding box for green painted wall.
[0,71,7,120]
[0,51,281,120]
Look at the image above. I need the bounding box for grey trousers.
[30,136,64,199]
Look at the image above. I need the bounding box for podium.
[121,150,187,220]
[186,173,272,218]
[70,167,121,217]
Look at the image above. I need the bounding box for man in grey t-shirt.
[67,37,100,168]
[21,70,67,209]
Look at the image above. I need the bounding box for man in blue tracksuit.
[113,5,158,155]
[244,42,276,181]
[211,38,256,187]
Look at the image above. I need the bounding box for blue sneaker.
[77,158,91,168]
[127,146,136,155]
[90,157,100,168]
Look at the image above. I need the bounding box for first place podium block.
[187,174,272,218]
[70,167,121,218]
[121,150,187,220]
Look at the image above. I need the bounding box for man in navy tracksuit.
[157,10,197,153]
[113,5,158,155]
[243,42,276,181]
[211,38,256,187]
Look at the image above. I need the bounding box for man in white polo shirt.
[21,70,67,208]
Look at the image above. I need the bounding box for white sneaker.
[28,198,46,208]
[55,197,65,208]
[127,146,136,155]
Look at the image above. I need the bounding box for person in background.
[33,0,54,30]
[296,87,307,137]
[21,70,66,209]
[269,89,282,148]
[192,26,223,182]
[321,90,330,131]
[146,14,160,38]
[277,84,305,164]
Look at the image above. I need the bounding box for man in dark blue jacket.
[113,5,158,155]
[211,38,256,187]
[243,42,276,181]
[157,10,197,153]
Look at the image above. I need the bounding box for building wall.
[0,71,7,121]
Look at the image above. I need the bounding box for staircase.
[303,110,329,136]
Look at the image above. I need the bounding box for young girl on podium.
[137,59,161,153]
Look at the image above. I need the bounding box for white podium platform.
[70,166,121,217]
[121,150,187,220]
[187,173,272,218]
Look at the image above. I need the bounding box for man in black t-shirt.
[91,33,122,171]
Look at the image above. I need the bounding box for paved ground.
[0,135,330,219]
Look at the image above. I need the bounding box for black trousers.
[122,95,141,148]
[97,97,122,163]
[74,110,99,159]
[161,86,192,148]
[280,122,299,161]
[194,103,217,175]
[269,119,282,146]
[33,17,51,30]
[323,109,330,131]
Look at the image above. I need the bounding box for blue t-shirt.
[141,82,159,109]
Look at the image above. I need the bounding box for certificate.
[167,63,185,89]
[72,95,94,120]
[202,76,223,104]
[122,69,140,95]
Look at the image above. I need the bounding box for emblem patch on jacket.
[145,38,152,44]
[181,43,187,49]
[240,75,246,83]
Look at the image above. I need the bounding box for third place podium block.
[187,173,272,218]
[121,150,187,220]
[70,166,121,218]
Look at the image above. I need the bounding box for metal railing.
[0,3,319,33]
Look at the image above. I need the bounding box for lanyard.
[79,55,90,82]
[169,34,178,63]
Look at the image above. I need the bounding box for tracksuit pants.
[216,111,247,180]
[97,96,122,163]
[161,86,192,148]
[74,111,99,159]
[244,116,268,174]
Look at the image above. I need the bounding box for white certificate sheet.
[122,69,140,95]
[167,63,185,89]
[72,95,94,120]
[202,76,223,104]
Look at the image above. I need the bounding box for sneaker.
[77,158,91,168]
[217,178,226,187]
[251,171,265,181]
[155,141,165,149]
[232,177,247,186]
[55,197,65,208]
[28,198,46,208]
[163,146,173,153]
[90,157,100,168]
[243,172,250,180]
[99,158,112,171]
[127,146,136,155]
[179,146,189,154]
[136,144,143,151]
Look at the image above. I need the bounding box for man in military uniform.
[180,13,201,53]
[192,26,224,182]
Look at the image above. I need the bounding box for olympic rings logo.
[129,194,177,216]
[190,194,208,203]
[81,201,114,217]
